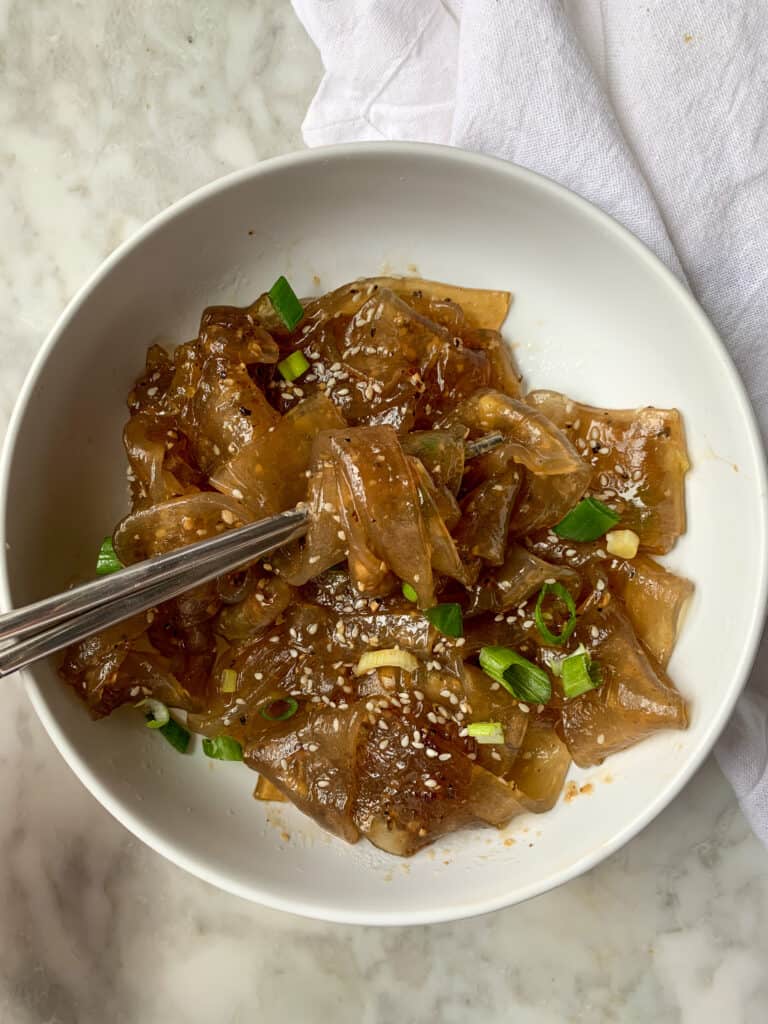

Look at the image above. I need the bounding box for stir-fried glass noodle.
[60,276,692,856]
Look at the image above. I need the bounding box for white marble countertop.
[1,3,767,1022]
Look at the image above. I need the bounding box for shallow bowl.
[2,143,766,924]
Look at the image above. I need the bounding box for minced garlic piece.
[605,529,640,559]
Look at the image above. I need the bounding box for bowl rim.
[2,141,766,926]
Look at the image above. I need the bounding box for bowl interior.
[3,145,766,924]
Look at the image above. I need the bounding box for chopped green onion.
[355,649,419,675]
[553,497,620,542]
[268,275,304,330]
[467,721,505,745]
[542,649,564,677]
[534,581,577,646]
[96,536,123,575]
[277,349,310,382]
[401,582,418,602]
[202,736,244,761]
[221,668,238,693]
[140,698,170,729]
[259,696,299,722]
[424,602,463,638]
[479,646,551,704]
[561,649,603,699]
[157,717,191,753]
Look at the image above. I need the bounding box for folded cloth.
[292,0,768,843]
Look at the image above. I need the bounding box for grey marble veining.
[1,2,767,1022]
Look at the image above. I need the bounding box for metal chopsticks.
[0,508,308,678]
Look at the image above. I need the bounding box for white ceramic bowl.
[2,144,766,925]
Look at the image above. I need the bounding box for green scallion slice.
[534,581,577,646]
[277,350,310,383]
[424,602,463,638]
[202,736,244,761]
[401,582,418,602]
[96,536,123,575]
[141,699,170,729]
[553,497,620,542]
[268,275,304,330]
[467,721,505,745]
[561,649,603,699]
[259,696,299,722]
[479,646,551,704]
[157,717,191,753]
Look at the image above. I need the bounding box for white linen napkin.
[291,0,768,843]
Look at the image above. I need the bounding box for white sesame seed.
[426,747,438,758]
[491,750,502,761]
[438,752,451,762]
[523,619,534,629]
[597,733,605,745]
[307,743,319,752]
[400,735,409,747]
[590,625,600,639]
[518,703,530,713]
[280,758,288,770]
[337,530,347,541]
[379,739,389,750]
[424,778,438,789]
[317,779,330,789]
